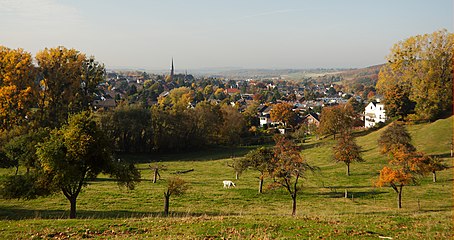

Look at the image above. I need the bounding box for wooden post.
[344,189,348,198]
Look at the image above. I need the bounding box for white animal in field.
[223,180,236,188]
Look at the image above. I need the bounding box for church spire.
[170,58,174,81]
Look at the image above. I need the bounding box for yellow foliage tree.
[35,47,86,127]
[377,29,453,121]
[0,46,36,129]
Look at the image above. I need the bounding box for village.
[93,63,385,133]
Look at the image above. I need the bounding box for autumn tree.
[376,146,429,208]
[270,102,296,128]
[35,47,105,128]
[219,104,247,145]
[332,132,364,176]
[243,147,274,193]
[271,136,316,216]
[378,122,415,155]
[35,111,140,218]
[377,29,453,121]
[0,46,36,130]
[163,177,189,216]
[318,104,355,139]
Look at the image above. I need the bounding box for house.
[259,105,273,127]
[304,113,320,127]
[364,99,386,128]
[93,99,117,111]
[224,88,241,95]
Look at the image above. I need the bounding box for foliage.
[270,136,316,215]
[377,29,453,121]
[376,123,432,208]
[270,102,297,127]
[35,47,105,128]
[318,104,355,139]
[164,177,189,216]
[243,146,274,193]
[98,103,152,153]
[0,172,53,200]
[3,129,49,173]
[35,111,140,218]
[0,46,36,130]
[378,122,415,155]
[332,132,364,176]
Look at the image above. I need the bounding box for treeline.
[98,98,250,153]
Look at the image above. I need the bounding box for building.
[364,99,386,128]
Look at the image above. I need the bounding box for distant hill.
[339,64,384,88]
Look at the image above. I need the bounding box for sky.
[1,0,452,70]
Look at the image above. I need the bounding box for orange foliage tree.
[332,132,364,176]
[376,122,445,208]
[318,104,355,140]
[270,102,296,128]
[270,136,316,216]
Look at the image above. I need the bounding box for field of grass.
[0,117,452,239]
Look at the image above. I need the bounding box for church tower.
[170,58,174,82]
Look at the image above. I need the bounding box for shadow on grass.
[118,146,259,163]
[314,186,387,199]
[0,207,239,220]
[429,153,452,159]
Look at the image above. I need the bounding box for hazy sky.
[1,0,452,70]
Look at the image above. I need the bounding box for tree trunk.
[69,197,77,219]
[235,172,239,180]
[291,194,297,216]
[164,193,170,217]
[397,185,403,209]
[153,169,158,183]
[432,171,437,183]
[346,163,350,176]
[259,177,264,194]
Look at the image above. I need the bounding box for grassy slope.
[0,117,452,239]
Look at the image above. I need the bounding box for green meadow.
[0,117,452,239]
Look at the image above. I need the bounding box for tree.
[3,129,48,174]
[219,105,247,145]
[270,102,296,128]
[378,122,415,155]
[318,104,354,140]
[163,177,189,216]
[228,157,249,180]
[377,29,453,121]
[270,136,315,216]
[376,147,429,208]
[332,132,364,176]
[35,47,105,128]
[98,103,152,153]
[0,46,36,130]
[35,111,140,218]
[243,147,274,193]
[424,156,448,183]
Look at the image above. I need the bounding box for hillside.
[0,117,451,239]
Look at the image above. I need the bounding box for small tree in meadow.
[243,147,275,193]
[270,136,316,216]
[332,132,364,176]
[378,122,415,155]
[164,177,189,217]
[423,156,448,183]
[376,146,429,208]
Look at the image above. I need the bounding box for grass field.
[0,117,452,239]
